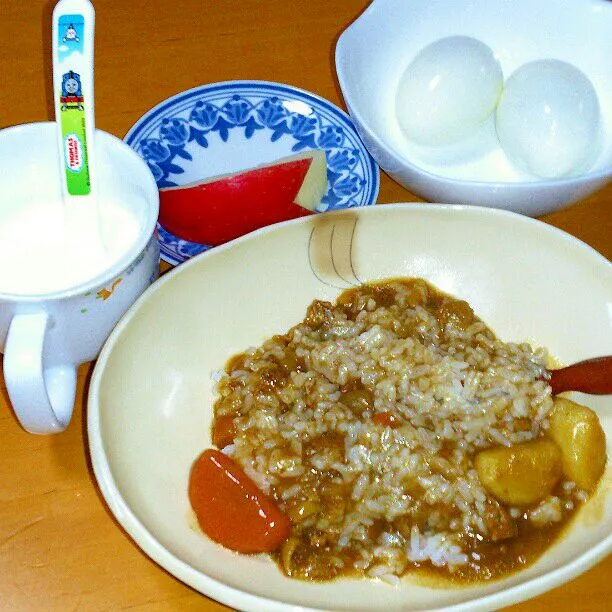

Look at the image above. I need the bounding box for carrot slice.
[188,449,290,553]
[372,411,401,428]
[211,414,236,449]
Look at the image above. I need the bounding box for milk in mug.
[0,198,140,295]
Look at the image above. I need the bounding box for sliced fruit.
[159,150,327,245]
[211,414,236,449]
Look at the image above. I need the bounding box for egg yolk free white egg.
[495,60,602,179]
[395,36,504,146]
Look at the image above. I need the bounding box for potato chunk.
[475,439,563,505]
[548,397,607,491]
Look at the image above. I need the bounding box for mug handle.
[3,312,77,434]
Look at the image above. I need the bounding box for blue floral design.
[256,97,288,128]
[147,160,164,182]
[159,118,190,147]
[126,82,379,265]
[287,114,318,151]
[139,139,171,163]
[327,149,359,172]
[158,225,207,261]
[317,126,346,149]
[190,101,220,130]
[332,174,363,198]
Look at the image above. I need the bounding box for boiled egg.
[495,60,601,179]
[396,36,503,146]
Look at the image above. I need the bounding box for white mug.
[0,122,159,434]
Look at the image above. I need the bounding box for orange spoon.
[547,356,612,395]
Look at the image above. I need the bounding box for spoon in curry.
[547,356,612,395]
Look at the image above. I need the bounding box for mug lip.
[0,121,159,301]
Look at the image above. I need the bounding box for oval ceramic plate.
[125,80,380,265]
[88,204,612,612]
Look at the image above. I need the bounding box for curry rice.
[210,278,600,583]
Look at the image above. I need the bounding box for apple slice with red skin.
[158,150,327,246]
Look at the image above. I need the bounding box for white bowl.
[335,0,612,215]
[88,203,612,612]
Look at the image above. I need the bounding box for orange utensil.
[547,356,612,395]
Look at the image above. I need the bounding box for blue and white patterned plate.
[124,80,380,265]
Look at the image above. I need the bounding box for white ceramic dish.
[335,0,612,215]
[88,203,611,612]
[125,80,380,265]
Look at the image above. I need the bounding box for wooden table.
[0,1,610,610]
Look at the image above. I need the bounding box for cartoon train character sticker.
[60,71,84,111]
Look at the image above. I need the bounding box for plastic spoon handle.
[548,356,612,395]
[52,0,96,200]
